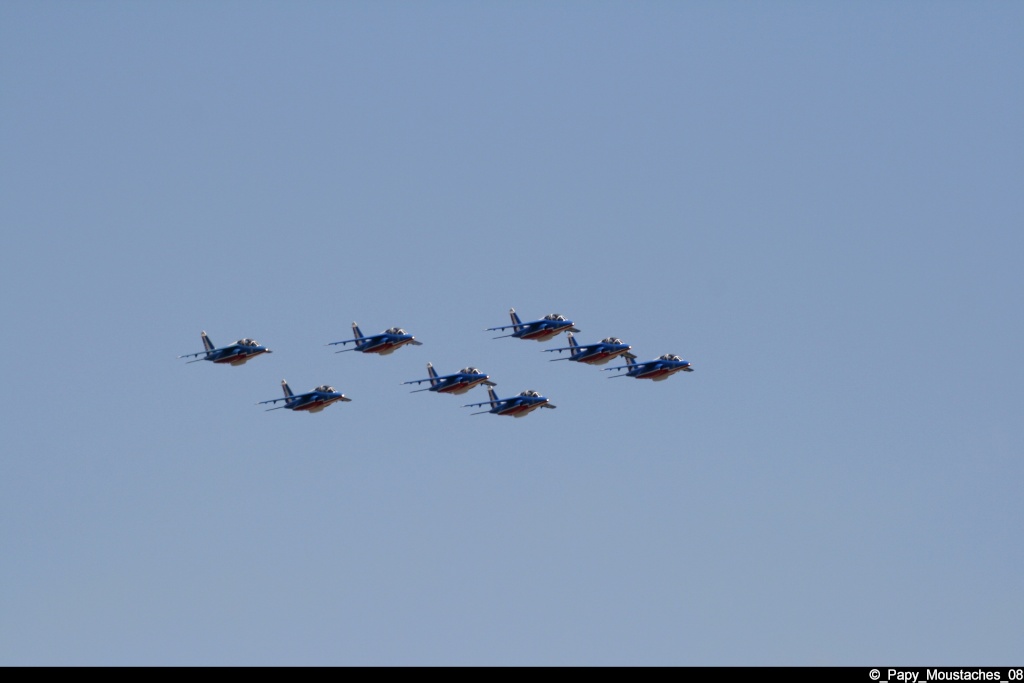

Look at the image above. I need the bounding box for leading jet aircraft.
[486,308,579,342]
[603,353,694,381]
[258,379,352,413]
[542,332,632,365]
[328,322,422,355]
[403,363,496,395]
[462,386,556,418]
[178,331,272,366]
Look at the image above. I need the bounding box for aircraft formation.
[179,308,695,418]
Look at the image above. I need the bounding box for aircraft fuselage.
[575,349,629,365]
[517,327,568,342]
[436,379,487,395]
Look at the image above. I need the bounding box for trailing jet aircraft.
[403,363,496,395]
[258,379,352,413]
[543,332,632,365]
[462,386,556,418]
[603,353,694,381]
[485,308,578,341]
[178,331,272,366]
[328,322,422,355]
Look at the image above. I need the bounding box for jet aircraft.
[178,331,271,366]
[258,380,352,413]
[486,308,578,342]
[543,332,632,365]
[462,386,556,418]
[403,363,496,395]
[328,322,422,355]
[603,353,694,381]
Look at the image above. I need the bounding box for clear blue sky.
[2,1,1021,665]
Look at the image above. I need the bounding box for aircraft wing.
[462,399,500,408]
[258,393,310,405]
[484,323,526,331]
[329,336,382,352]
[353,336,386,348]
[404,373,457,385]
[601,352,640,368]
[544,343,597,354]
[602,363,638,372]
[178,350,214,359]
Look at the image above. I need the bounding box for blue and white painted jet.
[258,379,352,413]
[486,308,578,342]
[462,386,556,418]
[543,332,632,365]
[178,331,272,366]
[603,353,694,381]
[403,363,496,395]
[328,322,423,355]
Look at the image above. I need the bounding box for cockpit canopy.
[385,327,406,335]
[459,367,481,375]
[315,385,335,393]
[518,390,541,398]
[601,337,624,345]
[542,314,567,322]
[236,338,260,347]
[658,354,683,362]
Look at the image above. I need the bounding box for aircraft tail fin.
[487,385,499,407]
[426,362,439,387]
[509,308,523,329]
[351,322,364,340]
[281,379,295,402]
[201,331,214,352]
[567,332,580,356]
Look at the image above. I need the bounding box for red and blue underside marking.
[497,402,539,416]
[213,350,263,364]
[580,350,626,364]
[293,397,341,411]
[519,327,564,341]
[637,366,686,380]
[364,339,411,353]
